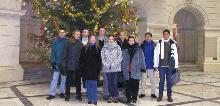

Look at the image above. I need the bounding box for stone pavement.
[0,67,220,106]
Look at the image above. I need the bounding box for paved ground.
[0,65,220,106]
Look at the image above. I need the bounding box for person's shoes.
[151,94,157,99]
[65,96,69,101]
[132,99,137,103]
[139,94,145,98]
[46,95,55,100]
[93,101,97,105]
[167,96,173,102]
[59,93,65,98]
[88,101,92,104]
[103,96,108,100]
[126,98,131,103]
[76,96,82,101]
[107,97,113,103]
[113,98,118,103]
[157,96,163,102]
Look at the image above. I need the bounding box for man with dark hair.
[46,29,68,100]
[116,31,128,98]
[97,27,109,100]
[154,29,179,102]
[80,28,90,93]
[140,32,157,99]
[98,27,107,48]
[62,29,83,101]
[116,31,128,49]
[163,29,170,35]
[81,29,89,45]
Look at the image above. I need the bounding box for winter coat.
[98,35,107,48]
[141,40,156,69]
[101,42,122,73]
[50,37,68,65]
[122,44,146,80]
[79,45,102,80]
[116,38,128,49]
[154,38,179,70]
[61,40,83,73]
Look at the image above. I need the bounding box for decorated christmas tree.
[25,0,141,63]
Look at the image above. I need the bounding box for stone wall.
[134,0,220,72]
[0,0,24,82]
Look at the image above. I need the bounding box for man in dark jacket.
[139,32,157,99]
[98,27,107,48]
[116,31,128,97]
[46,29,68,100]
[80,29,89,46]
[98,27,108,100]
[116,31,128,49]
[79,28,90,93]
[61,29,83,101]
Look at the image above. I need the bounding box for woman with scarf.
[101,35,122,103]
[80,35,101,105]
[121,36,146,103]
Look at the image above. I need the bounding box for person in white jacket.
[154,29,178,102]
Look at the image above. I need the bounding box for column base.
[0,64,24,83]
[203,62,220,72]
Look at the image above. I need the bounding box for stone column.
[217,36,220,62]
[203,27,220,72]
[0,0,24,82]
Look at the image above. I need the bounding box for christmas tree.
[25,0,141,63]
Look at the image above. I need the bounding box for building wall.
[135,0,220,72]
[0,0,24,82]
[20,4,41,63]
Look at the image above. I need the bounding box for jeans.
[86,80,98,102]
[103,73,108,98]
[140,69,156,95]
[106,72,119,98]
[49,65,66,96]
[159,67,172,97]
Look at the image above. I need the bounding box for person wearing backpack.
[154,29,179,102]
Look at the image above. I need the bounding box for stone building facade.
[0,0,24,82]
[135,0,220,72]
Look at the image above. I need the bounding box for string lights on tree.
[23,0,142,63]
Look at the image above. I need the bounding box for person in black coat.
[116,31,128,97]
[61,29,83,101]
[116,31,128,50]
[79,35,102,105]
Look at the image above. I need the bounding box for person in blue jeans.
[79,35,102,105]
[154,29,179,102]
[101,35,122,103]
[98,27,109,100]
[46,29,68,100]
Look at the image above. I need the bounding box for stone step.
[179,63,202,71]
[0,65,24,82]
[0,66,17,70]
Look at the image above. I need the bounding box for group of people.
[46,27,179,105]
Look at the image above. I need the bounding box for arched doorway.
[173,7,205,63]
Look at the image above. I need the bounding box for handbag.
[171,69,181,86]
